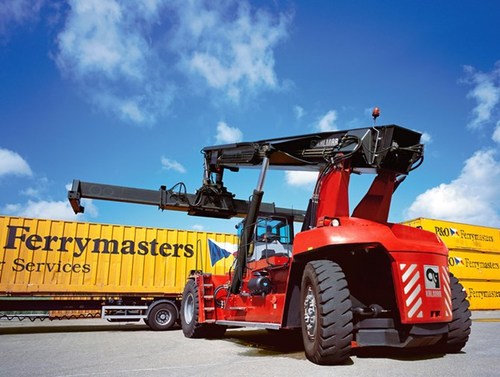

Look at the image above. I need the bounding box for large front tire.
[300,260,353,365]
[439,274,471,353]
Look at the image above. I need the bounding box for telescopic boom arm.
[68,180,305,222]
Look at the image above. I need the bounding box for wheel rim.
[155,309,171,325]
[303,285,317,340]
[184,293,194,324]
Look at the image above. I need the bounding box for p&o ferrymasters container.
[403,218,500,252]
[0,215,237,329]
[403,218,500,310]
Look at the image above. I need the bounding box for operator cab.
[237,216,293,262]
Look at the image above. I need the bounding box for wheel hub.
[303,285,317,340]
[184,293,194,324]
[156,309,171,325]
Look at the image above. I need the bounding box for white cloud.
[3,182,99,221]
[407,62,500,227]
[21,187,40,197]
[285,171,318,188]
[55,0,173,125]
[493,121,500,144]
[406,149,500,226]
[294,105,305,120]
[173,0,291,102]
[161,157,186,173]
[463,62,500,129]
[57,0,145,80]
[53,0,291,124]
[0,0,44,36]
[215,122,243,144]
[2,198,98,221]
[420,132,432,144]
[192,224,205,231]
[0,148,32,177]
[316,110,338,132]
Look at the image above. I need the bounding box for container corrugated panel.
[0,216,238,295]
[460,280,500,310]
[402,218,500,253]
[448,249,500,281]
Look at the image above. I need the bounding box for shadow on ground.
[0,320,174,335]
[223,328,447,363]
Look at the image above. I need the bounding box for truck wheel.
[300,260,353,365]
[439,274,471,353]
[147,302,177,331]
[181,279,226,338]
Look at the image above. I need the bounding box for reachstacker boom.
[68,120,471,365]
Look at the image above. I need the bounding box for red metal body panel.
[293,218,447,255]
[352,170,396,223]
[294,219,452,324]
[391,252,452,323]
[199,256,291,325]
[316,164,351,221]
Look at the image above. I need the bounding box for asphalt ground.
[0,311,499,377]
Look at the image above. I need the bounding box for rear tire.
[181,279,227,338]
[439,274,471,353]
[147,302,177,331]
[300,260,353,365]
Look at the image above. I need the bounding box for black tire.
[181,279,226,338]
[300,260,353,365]
[439,274,471,353]
[181,279,204,338]
[147,302,177,331]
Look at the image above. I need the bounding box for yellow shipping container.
[448,249,500,281]
[460,280,500,310]
[0,215,237,295]
[403,218,500,253]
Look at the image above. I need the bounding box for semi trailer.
[0,215,238,329]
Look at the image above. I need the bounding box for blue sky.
[1,0,499,233]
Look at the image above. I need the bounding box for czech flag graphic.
[208,239,237,266]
